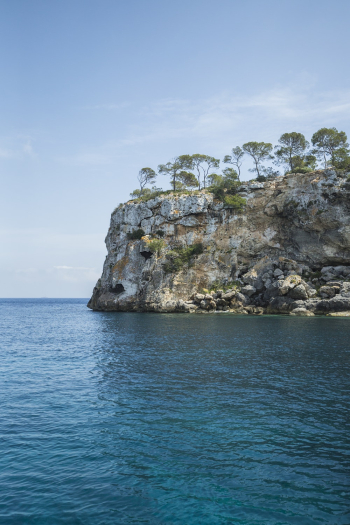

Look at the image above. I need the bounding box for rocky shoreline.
[184,258,350,316]
[88,169,350,316]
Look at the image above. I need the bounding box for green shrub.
[133,188,195,203]
[127,228,145,240]
[148,239,165,256]
[223,194,246,210]
[163,243,204,273]
[156,229,165,237]
[288,167,314,174]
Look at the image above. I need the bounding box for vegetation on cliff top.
[126,127,349,206]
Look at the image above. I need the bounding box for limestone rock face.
[88,169,350,314]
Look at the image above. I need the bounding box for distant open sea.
[0,299,349,524]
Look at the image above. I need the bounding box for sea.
[0,298,349,524]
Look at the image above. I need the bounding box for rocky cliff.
[88,169,350,316]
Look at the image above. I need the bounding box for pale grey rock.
[236,292,250,305]
[319,286,337,298]
[316,295,350,312]
[340,282,350,298]
[290,308,315,316]
[274,268,284,277]
[279,275,302,295]
[334,265,348,275]
[267,296,294,313]
[249,182,265,190]
[321,266,333,274]
[322,273,337,282]
[291,299,307,308]
[222,291,236,301]
[88,170,350,313]
[241,285,256,297]
[327,311,350,316]
[290,284,308,300]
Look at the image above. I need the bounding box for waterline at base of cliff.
[89,169,350,316]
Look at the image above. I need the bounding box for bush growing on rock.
[148,239,166,257]
[223,194,246,210]
[163,243,204,273]
[208,169,245,210]
[127,228,145,240]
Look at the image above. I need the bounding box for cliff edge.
[88,169,350,316]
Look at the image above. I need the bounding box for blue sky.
[1,0,349,297]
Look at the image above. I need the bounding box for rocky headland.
[88,169,350,316]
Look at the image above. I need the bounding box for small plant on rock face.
[163,243,204,273]
[148,239,166,257]
[156,229,165,237]
[127,228,145,240]
[223,194,246,210]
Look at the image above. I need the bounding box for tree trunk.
[255,159,260,177]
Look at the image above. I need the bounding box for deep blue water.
[0,299,349,524]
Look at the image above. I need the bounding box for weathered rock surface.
[88,169,350,315]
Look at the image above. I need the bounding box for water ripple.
[0,299,349,524]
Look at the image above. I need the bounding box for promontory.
[88,169,350,316]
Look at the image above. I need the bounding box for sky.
[1,0,349,298]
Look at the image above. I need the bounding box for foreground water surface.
[0,299,349,524]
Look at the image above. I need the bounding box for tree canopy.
[242,141,274,179]
[274,132,309,172]
[178,170,199,189]
[158,156,193,191]
[223,147,244,180]
[311,127,349,167]
[190,154,220,189]
[137,167,157,195]
[129,126,349,201]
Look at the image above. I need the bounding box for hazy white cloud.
[56,151,114,166]
[0,147,13,158]
[13,265,99,285]
[60,84,350,168]
[50,265,99,283]
[23,141,35,157]
[16,268,38,274]
[0,135,36,160]
[82,102,130,111]
[140,87,350,138]
[54,265,96,270]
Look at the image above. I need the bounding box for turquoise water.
[0,299,349,524]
